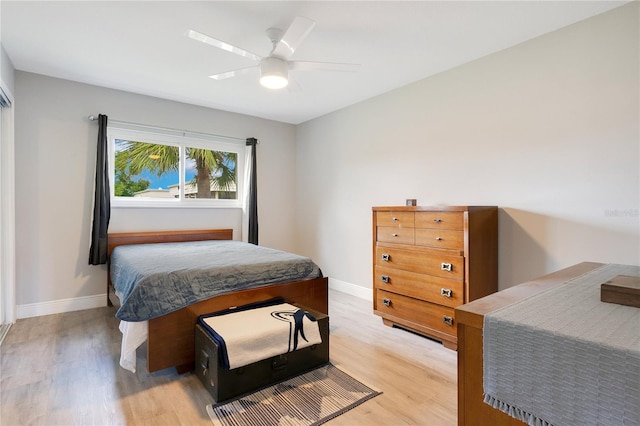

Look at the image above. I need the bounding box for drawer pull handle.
[441,262,453,272]
[392,233,398,237]
[381,253,390,261]
[441,288,452,298]
[383,298,392,307]
[443,316,454,326]
[392,217,399,222]
[381,275,390,283]
[434,218,442,223]
[435,237,443,241]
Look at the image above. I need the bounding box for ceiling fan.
[187,16,360,90]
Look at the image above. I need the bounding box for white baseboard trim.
[0,323,11,346]
[328,278,372,301]
[17,294,107,319]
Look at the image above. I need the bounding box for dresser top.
[372,206,497,212]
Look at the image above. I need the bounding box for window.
[108,127,244,208]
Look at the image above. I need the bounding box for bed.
[455,262,640,426]
[107,229,328,374]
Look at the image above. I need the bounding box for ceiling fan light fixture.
[260,57,289,89]
[189,17,359,91]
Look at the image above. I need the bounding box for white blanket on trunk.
[200,302,322,370]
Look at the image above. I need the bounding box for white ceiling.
[1,1,627,124]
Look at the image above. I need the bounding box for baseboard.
[328,278,372,301]
[16,294,107,319]
[0,323,11,346]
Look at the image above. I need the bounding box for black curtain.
[246,137,258,245]
[88,114,111,265]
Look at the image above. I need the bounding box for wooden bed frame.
[455,262,604,426]
[107,229,329,374]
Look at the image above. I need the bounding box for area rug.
[206,363,381,426]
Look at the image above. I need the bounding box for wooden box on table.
[601,274,640,308]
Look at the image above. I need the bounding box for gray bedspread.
[110,240,323,322]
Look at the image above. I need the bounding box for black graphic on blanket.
[271,309,317,352]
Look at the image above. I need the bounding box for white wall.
[14,72,297,311]
[1,0,16,95]
[295,3,639,293]
[0,46,13,96]
[1,39,16,324]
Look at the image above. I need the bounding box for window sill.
[112,199,243,209]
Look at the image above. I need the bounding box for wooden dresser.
[372,206,498,350]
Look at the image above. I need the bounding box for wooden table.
[454,262,604,426]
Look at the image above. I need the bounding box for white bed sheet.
[118,319,148,373]
[116,290,148,373]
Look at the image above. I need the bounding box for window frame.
[107,126,245,209]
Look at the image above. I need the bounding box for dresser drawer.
[375,245,464,280]
[415,228,464,250]
[377,226,415,245]
[376,290,457,336]
[415,212,463,230]
[375,265,464,308]
[376,211,415,228]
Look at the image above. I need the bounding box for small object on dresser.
[406,199,417,206]
[601,275,640,308]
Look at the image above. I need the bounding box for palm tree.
[115,140,236,198]
[189,147,236,199]
[113,151,151,196]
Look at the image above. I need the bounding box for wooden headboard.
[107,228,233,257]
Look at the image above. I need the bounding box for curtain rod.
[87,115,255,144]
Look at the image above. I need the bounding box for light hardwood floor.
[1,290,457,426]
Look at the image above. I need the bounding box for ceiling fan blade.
[286,74,302,93]
[209,66,257,80]
[289,61,360,72]
[187,30,262,62]
[271,16,316,60]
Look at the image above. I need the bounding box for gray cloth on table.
[110,240,322,322]
[483,263,640,426]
